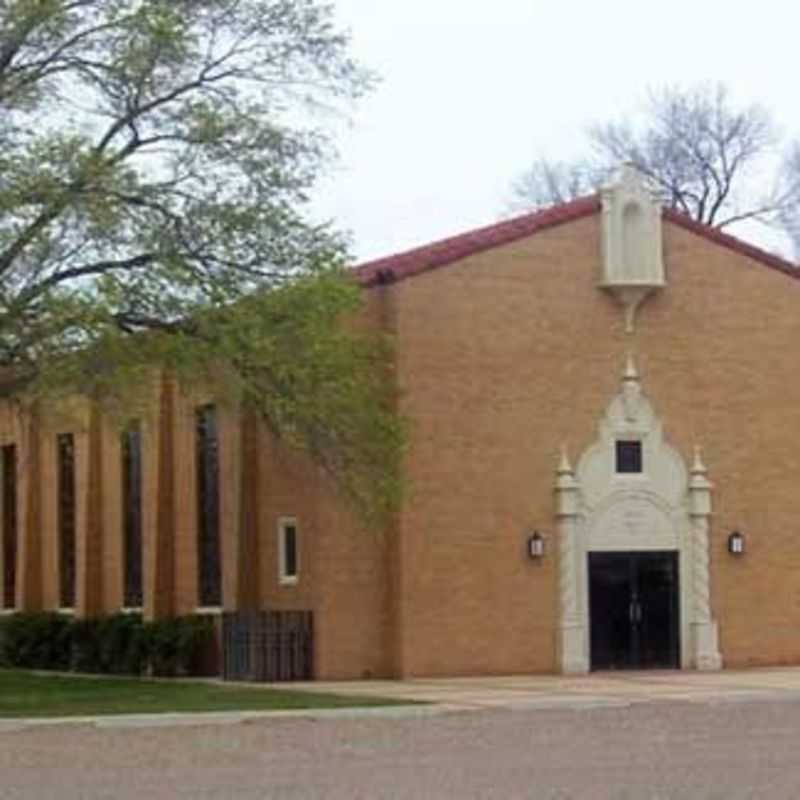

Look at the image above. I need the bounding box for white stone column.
[555,448,587,674]
[688,448,722,670]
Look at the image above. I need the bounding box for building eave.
[353,197,799,288]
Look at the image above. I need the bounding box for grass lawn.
[0,670,409,718]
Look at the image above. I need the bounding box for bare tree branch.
[510,83,800,257]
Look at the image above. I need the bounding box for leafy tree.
[0,0,403,523]
[509,84,800,249]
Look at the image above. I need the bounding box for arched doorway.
[555,357,722,674]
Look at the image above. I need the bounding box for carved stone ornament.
[554,356,721,673]
[599,165,666,334]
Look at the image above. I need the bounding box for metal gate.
[221,611,313,682]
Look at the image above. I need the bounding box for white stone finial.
[558,444,573,475]
[555,444,580,514]
[689,445,712,497]
[621,354,642,422]
[603,163,646,196]
[619,162,645,191]
[623,353,639,383]
[691,446,707,475]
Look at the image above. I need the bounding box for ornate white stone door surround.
[555,357,722,674]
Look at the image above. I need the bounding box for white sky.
[310,0,800,263]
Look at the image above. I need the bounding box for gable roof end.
[354,196,799,287]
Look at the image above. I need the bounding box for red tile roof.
[662,209,800,280]
[354,195,799,287]
[354,195,600,287]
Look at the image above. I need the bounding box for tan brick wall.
[640,223,800,668]
[0,372,390,680]
[3,212,799,678]
[389,214,800,675]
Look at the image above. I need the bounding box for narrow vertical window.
[278,518,298,585]
[196,405,221,607]
[57,433,76,608]
[2,445,17,609]
[121,422,143,608]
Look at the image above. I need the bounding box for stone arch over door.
[554,357,722,674]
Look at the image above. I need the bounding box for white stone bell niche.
[600,165,665,334]
[554,356,722,674]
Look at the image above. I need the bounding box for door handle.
[629,600,643,624]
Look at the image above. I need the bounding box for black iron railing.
[222,611,313,682]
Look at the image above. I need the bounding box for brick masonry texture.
[1,210,799,679]
[387,214,800,675]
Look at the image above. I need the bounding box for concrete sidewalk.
[6,667,800,733]
[279,666,800,711]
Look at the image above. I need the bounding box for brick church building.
[2,167,800,679]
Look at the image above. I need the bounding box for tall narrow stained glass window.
[121,422,143,608]
[2,445,17,609]
[57,433,76,608]
[195,405,221,607]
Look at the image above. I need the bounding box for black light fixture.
[728,531,745,555]
[528,531,545,560]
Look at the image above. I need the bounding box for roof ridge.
[354,196,799,288]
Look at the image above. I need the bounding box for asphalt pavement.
[4,669,800,798]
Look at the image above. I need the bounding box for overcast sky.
[310,0,800,263]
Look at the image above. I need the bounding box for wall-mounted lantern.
[527,531,545,560]
[728,531,745,555]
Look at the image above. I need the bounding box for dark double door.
[589,551,680,670]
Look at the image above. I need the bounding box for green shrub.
[173,615,214,676]
[69,617,103,673]
[0,612,214,677]
[0,613,72,670]
[146,616,212,676]
[99,613,149,675]
[146,618,179,677]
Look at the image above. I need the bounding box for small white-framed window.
[278,517,298,586]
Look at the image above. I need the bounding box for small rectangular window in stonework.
[121,422,143,608]
[616,440,642,474]
[196,405,221,607]
[2,445,17,609]
[279,520,298,584]
[57,433,76,608]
